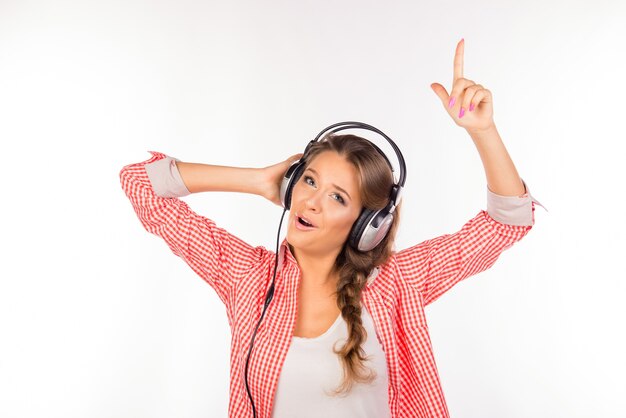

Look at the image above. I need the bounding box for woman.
[119,39,545,418]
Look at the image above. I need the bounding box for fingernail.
[469,103,475,112]
[448,97,456,108]
[459,107,465,118]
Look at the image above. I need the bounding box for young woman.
[119,39,545,418]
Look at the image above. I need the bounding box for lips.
[294,213,317,230]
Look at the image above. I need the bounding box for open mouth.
[295,213,316,228]
[298,217,314,227]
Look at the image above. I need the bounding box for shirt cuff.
[144,153,191,198]
[486,178,547,226]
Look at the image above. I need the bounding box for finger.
[453,38,464,86]
[460,84,482,114]
[289,153,304,162]
[470,88,492,110]
[430,82,450,105]
[448,78,475,109]
[275,153,302,170]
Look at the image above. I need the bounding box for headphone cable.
[244,207,288,418]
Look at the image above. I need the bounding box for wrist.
[467,123,498,140]
[249,167,268,197]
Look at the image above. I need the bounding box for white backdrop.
[1,0,624,417]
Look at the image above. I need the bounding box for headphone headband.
[306,121,407,188]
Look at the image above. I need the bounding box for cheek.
[327,208,360,231]
[291,181,307,200]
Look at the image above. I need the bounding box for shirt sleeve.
[487,178,548,226]
[395,179,543,306]
[119,150,266,308]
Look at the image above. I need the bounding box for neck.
[289,244,341,290]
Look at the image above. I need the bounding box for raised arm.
[395,182,542,306]
[429,39,547,199]
[397,39,548,306]
[119,151,300,309]
[147,154,302,205]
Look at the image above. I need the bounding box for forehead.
[305,151,360,191]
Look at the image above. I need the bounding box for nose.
[305,198,318,212]
[305,192,321,212]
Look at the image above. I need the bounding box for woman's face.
[286,150,363,257]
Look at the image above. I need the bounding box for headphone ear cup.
[280,161,306,210]
[349,208,377,250]
[349,208,394,252]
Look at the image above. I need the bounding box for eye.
[303,175,315,187]
[331,193,345,204]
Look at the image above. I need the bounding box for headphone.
[280,121,407,252]
[245,121,406,418]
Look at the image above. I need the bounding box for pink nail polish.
[469,103,475,112]
[448,97,456,108]
[459,107,465,118]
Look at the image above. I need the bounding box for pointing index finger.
[453,38,464,85]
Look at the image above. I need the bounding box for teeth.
[299,217,313,227]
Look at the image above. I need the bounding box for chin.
[285,230,313,251]
[287,233,346,259]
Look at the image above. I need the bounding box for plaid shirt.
[119,151,546,417]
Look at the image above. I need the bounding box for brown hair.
[302,133,402,396]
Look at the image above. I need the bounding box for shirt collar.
[278,238,297,267]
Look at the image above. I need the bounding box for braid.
[325,245,377,397]
[300,133,402,397]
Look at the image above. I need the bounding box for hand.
[259,153,304,206]
[430,39,495,134]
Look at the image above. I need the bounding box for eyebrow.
[304,168,352,201]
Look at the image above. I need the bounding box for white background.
[1,0,624,417]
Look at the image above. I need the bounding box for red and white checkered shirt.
[119,151,545,417]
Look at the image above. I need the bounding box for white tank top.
[271,304,391,417]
